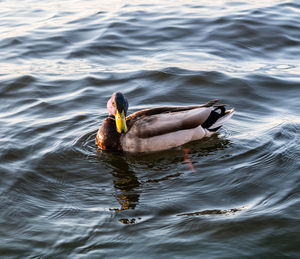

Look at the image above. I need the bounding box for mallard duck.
[96,92,234,152]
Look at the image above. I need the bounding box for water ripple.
[1,0,300,258]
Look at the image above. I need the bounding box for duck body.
[96,92,234,153]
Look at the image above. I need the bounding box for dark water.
[1,0,300,258]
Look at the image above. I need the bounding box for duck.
[96,92,234,153]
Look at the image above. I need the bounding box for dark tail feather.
[202,106,234,132]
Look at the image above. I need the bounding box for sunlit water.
[1,0,300,258]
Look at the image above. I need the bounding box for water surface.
[1,0,300,258]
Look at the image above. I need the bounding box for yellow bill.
[115,110,128,134]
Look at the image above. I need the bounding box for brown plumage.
[96,117,122,151]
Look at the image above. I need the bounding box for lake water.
[1,0,300,258]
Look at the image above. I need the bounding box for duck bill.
[115,110,128,134]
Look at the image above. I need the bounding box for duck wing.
[126,99,223,138]
[128,106,214,138]
[126,99,220,122]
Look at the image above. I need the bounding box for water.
[1,0,300,258]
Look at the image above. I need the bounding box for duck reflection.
[96,133,231,213]
[112,162,140,211]
[98,150,140,211]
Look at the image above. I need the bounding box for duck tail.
[201,105,235,132]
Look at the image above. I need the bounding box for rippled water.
[1,0,300,258]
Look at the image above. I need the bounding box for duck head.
[107,92,128,134]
